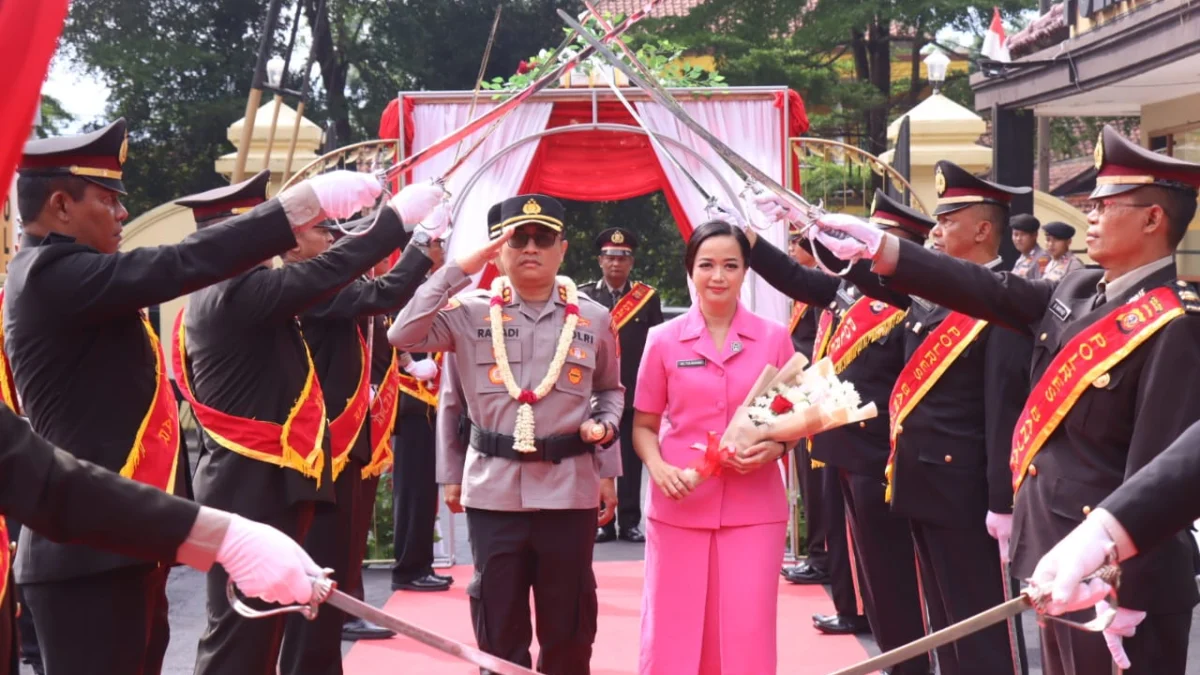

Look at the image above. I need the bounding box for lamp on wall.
[924,49,950,95]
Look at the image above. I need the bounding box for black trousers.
[465,508,598,675]
[280,462,361,675]
[839,469,929,675]
[7,520,41,671]
[600,411,642,534]
[911,520,1017,675]
[344,471,381,602]
[0,561,15,675]
[1040,609,1191,675]
[813,463,859,618]
[391,416,439,584]
[194,503,313,675]
[24,564,169,675]
[796,445,827,568]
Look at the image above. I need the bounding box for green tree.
[35,95,76,139]
[60,0,279,216]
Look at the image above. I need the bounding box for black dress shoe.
[595,527,617,543]
[784,562,830,585]
[391,574,452,592]
[342,617,396,641]
[431,572,455,585]
[813,613,871,635]
[618,527,645,543]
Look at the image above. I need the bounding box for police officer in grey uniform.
[390,194,623,674]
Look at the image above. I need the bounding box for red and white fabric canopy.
[378,89,808,322]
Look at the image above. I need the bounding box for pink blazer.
[634,303,795,529]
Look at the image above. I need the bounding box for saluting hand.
[456,226,515,275]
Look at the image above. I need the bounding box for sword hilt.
[1026,560,1122,633]
[226,567,336,622]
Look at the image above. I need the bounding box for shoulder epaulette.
[1172,279,1200,314]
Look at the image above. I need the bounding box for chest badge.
[567,367,583,385]
[487,365,504,385]
[677,358,706,368]
[730,341,743,354]
[1092,372,1111,388]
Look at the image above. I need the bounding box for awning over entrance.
[971,0,1200,115]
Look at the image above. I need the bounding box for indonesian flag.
[982,7,1010,62]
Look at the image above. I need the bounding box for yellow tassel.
[811,458,826,469]
[833,310,908,374]
[884,483,893,503]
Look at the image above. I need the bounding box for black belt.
[470,424,593,464]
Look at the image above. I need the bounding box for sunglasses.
[507,230,560,249]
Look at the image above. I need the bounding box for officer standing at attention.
[5,120,363,675]
[812,125,1200,675]
[583,227,663,544]
[827,181,1032,675]
[743,202,927,673]
[390,194,623,674]
[1010,214,1050,280]
[1041,222,1085,282]
[778,220,851,599]
[174,172,441,675]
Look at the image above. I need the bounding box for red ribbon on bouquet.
[691,431,736,480]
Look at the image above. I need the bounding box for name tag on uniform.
[836,287,856,306]
[677,358,706,368]
[1049,299,1072,322]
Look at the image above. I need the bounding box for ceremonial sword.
[827,564,1121,675]
[227,572,538,675]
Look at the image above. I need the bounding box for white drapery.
[409,102,554,285]
[636,99,790,325]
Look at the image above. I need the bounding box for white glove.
[415,202,451,241]
[752,191,804,224]
[404,358,439,382]
[1100,602,1146,670]
[306,171,383,221]
[812,213,884,261]
[388,181,445,229]
[985,511,1013,563]
[1030,516,1115,615]
[215,514,321,605]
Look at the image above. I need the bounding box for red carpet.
[344,561,870,674]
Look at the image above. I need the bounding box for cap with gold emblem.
[491,193,565,239]
[788,221,804,240]
[1090,124,1200,198]
[869,188,934,240]
[594,227,638,257]
[175,170,271,227]
[19,118,129,194]
[933,160,1031,216]
[487,202,502,231]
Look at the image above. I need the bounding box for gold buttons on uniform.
[1028,464,1038,477]
[1082,505,1092,516]
[1092,372,1111,388]
[895,424,904,434]
[859,421,866,428]
[1039,332,1048,341]
[944,454,953,463]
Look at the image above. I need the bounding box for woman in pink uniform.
[633,220,795,674]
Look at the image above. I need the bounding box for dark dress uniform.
[781,219,843,588]
[391,195,624,674]
[390,355,451,590]
[581,227,664,542]
[280,230,431,674]
[180,193,410,675]
[749,237,929,674]
[6,124,299,675]
[1099,419,1200,554]
[839,187,1031,675]
[878,126,1200,675]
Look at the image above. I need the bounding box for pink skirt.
[639,518,787,674]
